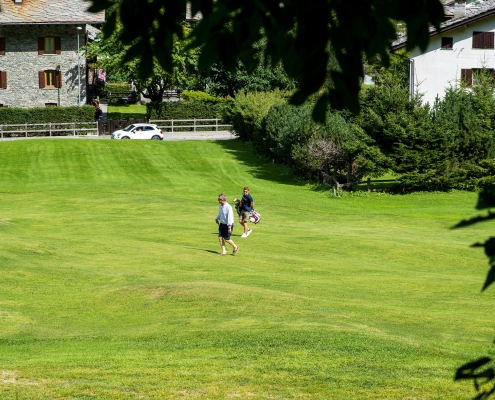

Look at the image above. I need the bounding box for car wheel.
[151,135,161,140]
[121,136,130,140]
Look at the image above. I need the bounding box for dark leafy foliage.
[88,0,445,120]
[146,101,226,120]
[0,106,95,124]
[205,61,297,98]
[454,184,495,398]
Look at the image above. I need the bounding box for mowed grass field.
[0,138,493,399]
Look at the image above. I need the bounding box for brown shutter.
[39,71,45,88]
[38,37,45,54]
[473,32,482,48]
[0,71,7,89]
[55,37,61,54]
[55,70,62,88]
[0,38,5,55]
[461,69,473,86]
[484,32,495,49]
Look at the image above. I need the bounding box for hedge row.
[146,101,227,120]
[0,106,95,124]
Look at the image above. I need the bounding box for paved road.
[0,131,236,142]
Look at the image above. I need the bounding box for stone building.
[0,0,104,108]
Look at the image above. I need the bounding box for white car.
[111,123,163,140]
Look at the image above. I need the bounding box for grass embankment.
[0,139,491,399]
[106,103,147,120]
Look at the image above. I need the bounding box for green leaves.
[478,186,495,210]
[87,0,445,119]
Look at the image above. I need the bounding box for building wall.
[0,25,86,108]
[411,15,495,105]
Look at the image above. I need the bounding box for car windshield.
[123,124,135,132]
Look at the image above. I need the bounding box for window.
[45,70,56,87]
[441,37,453,49]
[0,38,5,55]
[461,68,495,86]
[473,31,495,49]
[39,70,62,88]
[45,37,55,53]
[45,103,57,107]
[0,71,6,89]
[38,37,61,55]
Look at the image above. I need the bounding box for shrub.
[0,106,95,124]
[146,101,227,121]
[181,91,227,103]
[223,90,288,141]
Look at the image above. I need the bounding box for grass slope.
[106,104,147,121]
[0,139,491,399]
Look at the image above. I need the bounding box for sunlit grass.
[0,138,490,399]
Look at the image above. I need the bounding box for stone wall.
[0,24,87,108]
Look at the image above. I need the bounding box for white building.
[392,0,495,105]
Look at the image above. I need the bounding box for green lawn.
[0,138,491,399]
[106,103,147,120]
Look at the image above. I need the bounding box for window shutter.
[38,37,44,55]
[461,69,473,86]
[473,32,483,49]
[484,32,495,49]
[0,38,5,55]
[39,71,46,88]
[0,71,5,89]
[55,37,61,54]
[55,70,62,88]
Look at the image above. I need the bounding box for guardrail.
[0,122,99,138]
[150,118,232,133]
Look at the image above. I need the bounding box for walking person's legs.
[226,239,239,255]
[218,236,227,255]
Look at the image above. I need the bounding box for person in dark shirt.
[239,186,254,238]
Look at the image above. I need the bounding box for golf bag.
[232,198,261,224]
[249,211,261,224]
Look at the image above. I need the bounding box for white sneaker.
[241,233,247,238]
[246,229,252,237]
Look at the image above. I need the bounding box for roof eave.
[392,7,495,51]
[0,21,104,25]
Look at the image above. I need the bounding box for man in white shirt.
[215,193,239,256]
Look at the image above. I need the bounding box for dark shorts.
[218,223,233,240]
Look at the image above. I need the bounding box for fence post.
[73,122,76,136]
[194,119,196,132]
[49,122,52,137]
[367,178,371,192]
[0,125,2,139]
[216,118,218,132]
[172,120,174,133]
[25,123,28,138]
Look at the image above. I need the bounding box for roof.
[86,24,101,41]
[0,0,105,25]
[392,0,495,50]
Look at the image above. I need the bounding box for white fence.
[0,122,98,138]
[150,118,232,133]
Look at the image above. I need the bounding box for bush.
[181,91,227,103]
[223,90,288,141]
[146,101,227,120]
[0,106,95,124]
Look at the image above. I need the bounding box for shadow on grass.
[213,139,305,186]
